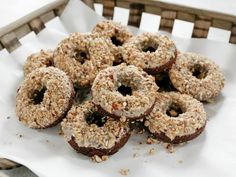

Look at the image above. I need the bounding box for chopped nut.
[165,143,175,153]
[149,148,156,155]
[101,155,109,161]
[146,137,156,144]
[119,168,130,176]
[91,155,103,163]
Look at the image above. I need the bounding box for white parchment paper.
[0,0,236,177]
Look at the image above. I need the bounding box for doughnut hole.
[118,85,132,96]
[86,111,108,127]
[74,49,90,64]
[166,102,184,117]
[190,64,208,79]
[30,86,47,104]
[111,36,123,46]
[142,39,159,53]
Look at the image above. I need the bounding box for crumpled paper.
[0,0,236,177]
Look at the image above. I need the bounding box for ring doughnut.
[145,92,206,144]
[169,52,225,101]
[92,63,158,120]
[23,50,54,76]
[53,32,114,86]
[61,101,130,157]
[123,32,177,74]
[92,20,133,65]
[16,67,75,129]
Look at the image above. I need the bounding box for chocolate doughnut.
[92,64,158,120]
[53,32,114,86]
[16,67,74,129]
[169,52,225,101]
[145,92,206,144]
[92,20,133,65]
[123,32,177,74]
[23,50,54,76]
[61,101,130,157]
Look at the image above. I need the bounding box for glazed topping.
[92,63,158,119]
[145,92,206,140]
[61,101,130,149]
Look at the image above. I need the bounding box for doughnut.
[92,20,133,65]
[23,50,54,76]
[123,32,177,74]
[53,32,114,86]
[92,64,158,120]
[169,52,225,101]
[145,92,206,144]
[61,101,130,157]
[16,67,75,129]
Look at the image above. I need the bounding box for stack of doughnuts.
[16,20,224,161]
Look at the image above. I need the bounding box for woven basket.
[0,0,235,170]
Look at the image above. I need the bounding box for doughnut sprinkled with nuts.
[123,32,177,74]
[16,67,74,129]
[92,20,133,65]
[92,63,158,120]
[53,32,114,86]
[169,52,224,101]
[145,92,206,144]
[61,101,130,157]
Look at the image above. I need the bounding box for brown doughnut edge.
[32,81,75,129]
[93,98,156,121]
[144,49,177,75]
[68,132,131,157]
[152,123,206,144]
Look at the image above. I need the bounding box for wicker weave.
[0,0,235,170]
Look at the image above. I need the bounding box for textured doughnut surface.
[16,67,74,129]
[123,32,177,74]
[53,32,114,86]
[145,92,206,144]
[61,101,130,156]
[92,64,158,120]
[23,50,54,76]
[92,20,133,65]
[169,52,224,101]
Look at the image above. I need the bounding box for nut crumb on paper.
[133,153,139,158]
[16,134,23,138]
[91,155,108,163]
[119,168,130,176]
[146,137,157,144]
[148,148,156,155]
[164,143,175,153]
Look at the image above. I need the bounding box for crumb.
[6,116,10,119]
[91,155,108,163]
[46,140,49,143]
[146,137,156,144]
[164,143,175,153]
[133,153,139,158]
[139,141,143,145]
[119,168,130,176]
[148,148,156,155]
[16,134,23,138]
[101,155,109,161]
[178,160,183,164]
[58,129,63,135]
[120,116,126,122]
